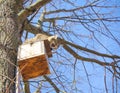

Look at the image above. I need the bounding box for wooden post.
[16,68,21,93]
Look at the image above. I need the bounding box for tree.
[0,0,120,93]
[0,0,20,93]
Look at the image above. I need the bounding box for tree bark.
[0,0,20,93]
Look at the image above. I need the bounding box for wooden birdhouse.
[17,40,52,80]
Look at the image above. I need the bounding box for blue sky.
[20,0,120,93]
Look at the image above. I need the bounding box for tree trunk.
[0,0,20,93]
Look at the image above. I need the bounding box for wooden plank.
[18,55,50,80]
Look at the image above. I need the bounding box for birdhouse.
[17,40,52,80]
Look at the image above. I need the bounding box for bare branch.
[23,81,30,93]
[63,44,111,66]
[24,20,51,35]
[43,16,120,23]
[36,7,46,29]
[24,20,41,34]
[43,75,60,93]
[24,22,120,60]
[18,0,51,22]
[45,0,98,15]
[62,39,120,59]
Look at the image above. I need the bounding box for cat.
[23,34,59,50]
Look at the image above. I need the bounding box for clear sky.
[20,0,120,93]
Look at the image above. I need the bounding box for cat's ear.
[48,35,57,41]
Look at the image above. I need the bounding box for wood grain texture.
[18,55,50,80]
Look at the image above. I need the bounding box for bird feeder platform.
[17,40,51,80]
